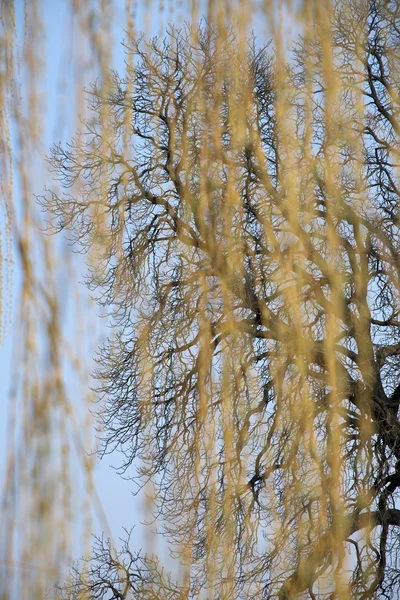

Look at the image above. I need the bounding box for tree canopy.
[42,3,400,598]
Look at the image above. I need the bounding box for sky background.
[0,0,184,567]
[0,0,301,590]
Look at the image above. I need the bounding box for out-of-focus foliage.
[1,1,400,599]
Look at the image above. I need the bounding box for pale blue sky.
[0,0,185,583]
[0,0,299,591]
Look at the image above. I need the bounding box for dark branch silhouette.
[42,8,400,599]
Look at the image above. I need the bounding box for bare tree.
[56,533,185,600]
[43,5,400,598]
